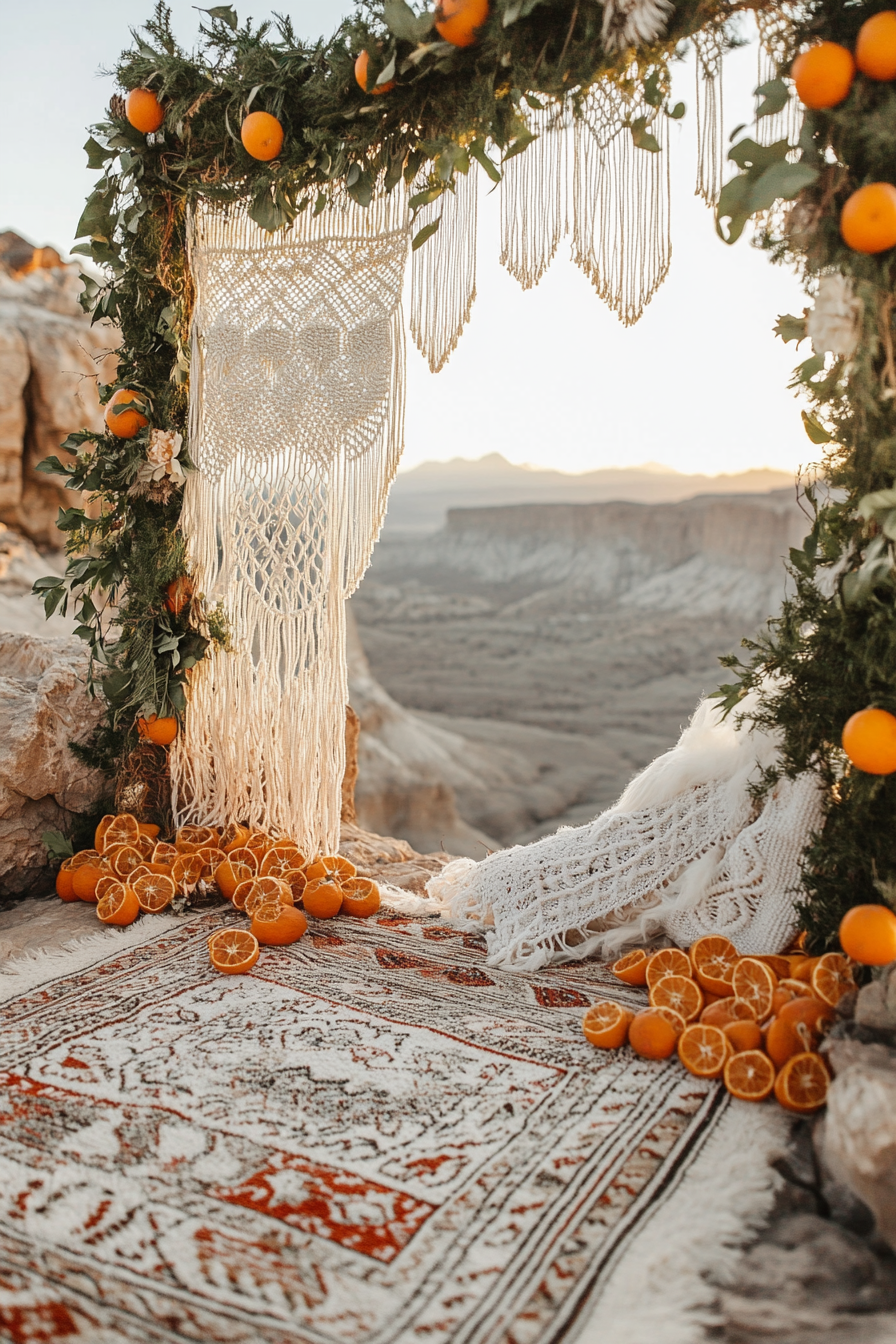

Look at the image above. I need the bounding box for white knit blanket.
[426,694,824,970]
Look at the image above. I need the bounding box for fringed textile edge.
[0,915,183,1005]
[409,164,478,373]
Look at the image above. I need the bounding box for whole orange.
[240,111,284,161]
[104,389,148,439]
[125,88,165,133]
[165,576,193,617]
[137,714,179,747]
[628,1009,679,1060]
[72,864,104,902]
[56,864,77,901]
[839,903,896,965]
[435,0,489,48]
[856,11,896,81]
[791,42,855,109]
[303,879,343,919]
[841,185,896,255]
[841,706,896,772]
[354,50,395,95]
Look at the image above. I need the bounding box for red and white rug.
[0,910,782,1343]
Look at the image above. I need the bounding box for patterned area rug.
[0,909,731,1343]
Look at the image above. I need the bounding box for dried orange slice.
[128,864,152,883]
[244,877,292,917]
[172,853,204,892]
[220,822,251,853]
[778,977,815,998]
[196,846,227,878]
[260,845,305,878]
[341,877,380,918]
[96,814,140,853]
[610,949,649,986]
[216,859,254,901]
[774,1051,829,1113]
[109,844,145,879]
[722,1019,762,1053]
[582,1001,632,1049]
[677,1023,729,1078]
[790,956,818,984]
[753,954,792,980]
[251,902,308,946]
[152,842,179,865]
[208,928,260,975]
[176,825,217,853]
[283,868,307,902]
[811,952,855,1007]
[97,881,140,926]
[645,948,692,990]
[225,846,258,874]
[724,1049,776,1102]
[701,996,757,1027]
[650,974,703,1022]
[134,833,156,860]
[731,957,776,1022]
[628,1008,682,1059]
[95,874,123,903]
[303,877,343,919]
[68,849,101,868]
[305,855,357,884]
[689,935,738,997]
[133,872,176,913]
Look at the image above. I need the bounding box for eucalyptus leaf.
[383,0,433,43]
[631,119,660,153]
[747,160,818,213]
[469,139,502,183]
[775,313,807,344]
[755,77,789,120]
[801,410,832,444]
[42,831,74,862]
[412,217,441,249]
[502,130,537,163]
[668,101,685,119]
[197,5,238,29]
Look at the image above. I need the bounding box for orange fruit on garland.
[582,1001,633,1049]
[791,41,855,109]
[842,706,896,772]
[240,111,284,161]
[731,957,777,1022]
[610,948,649,985]
[839,903,896,965]
[811,952,855,1007]
[645,947,692,991]
[724,1049,776,1103]
[56,862,77,901]
[774,1051,830,1113]
[354,49,396,95]
[208,928,260,975]
[435,0,489,48]
[341,877,381,918]
[125,87,165,133]
[628,1007,684,1060]
[701,996,757,1028]
[722,1019,763,1054]
[649,973,703,1023]
[303,878,344,919]
[137,714,178,746]
[689,935,738,996]
[97,881,140,926]
[132,872,176,913]
[104,389,148,439]
[165,575,194,617]
[677,1023,729,1079]
[841,185,896,256]
[251,902,308,946]
[856,10,896,81]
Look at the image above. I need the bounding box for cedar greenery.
[35,0,896,947]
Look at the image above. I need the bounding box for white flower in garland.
[806,274,862,360]
[601,0,674,53]
[138,429,186,485]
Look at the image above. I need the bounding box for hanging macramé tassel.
[572,80,671,327]
[693,26,725,206]
[755,6,803,148]
[173,188,409,853]
[500,100,567,290]
[409,162,478,373]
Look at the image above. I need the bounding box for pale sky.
[0,2,810,477]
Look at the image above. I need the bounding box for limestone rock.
[822,1040,896,1252]
[0,233,118,547]
[0,631,105,897]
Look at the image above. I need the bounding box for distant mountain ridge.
[384,453,796,535]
